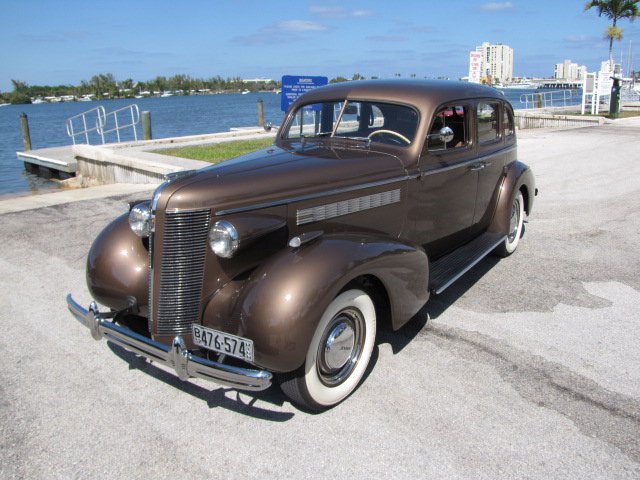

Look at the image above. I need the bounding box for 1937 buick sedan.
[67,80,536,411]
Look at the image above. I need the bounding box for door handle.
[468,162,486,171]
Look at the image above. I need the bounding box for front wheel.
[495,190,525,257]
[279,289,376,411]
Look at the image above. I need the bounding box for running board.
[429,232,506,295]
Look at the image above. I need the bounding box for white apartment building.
[554,60,587,81]
[471,42,514,83]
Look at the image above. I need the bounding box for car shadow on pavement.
[107,342,295,421]
[377,254,501,355]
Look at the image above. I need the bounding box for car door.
[473,100,513,227]
[411,103,478,258]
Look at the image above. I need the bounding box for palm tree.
[585,0,639,67]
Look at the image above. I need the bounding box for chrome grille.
[155,209,211,336]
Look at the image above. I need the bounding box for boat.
[241,90,250,95]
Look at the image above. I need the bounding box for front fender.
[86,214,149,313]
[489,160,535,234]
[227,233,429,372]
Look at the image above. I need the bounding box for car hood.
[157,142,407,213]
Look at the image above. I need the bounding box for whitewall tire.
[280,289,376,411]
[495,190,525,257]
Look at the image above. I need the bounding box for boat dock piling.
[20,113,32,151]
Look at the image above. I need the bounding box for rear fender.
[230,233,429,372]
[489,161,535,234]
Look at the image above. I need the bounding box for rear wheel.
[495,190,525,257]
[279,289,376,411]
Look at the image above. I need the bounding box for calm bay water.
[0,93,284,198]
[0,87,581,198]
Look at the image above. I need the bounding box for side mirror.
[439,126,454,144]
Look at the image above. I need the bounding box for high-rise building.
[554,60,587,81]
[470,42,513,84]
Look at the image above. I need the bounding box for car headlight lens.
[128,203,152,238]
[209,220,239,258]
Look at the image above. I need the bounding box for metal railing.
[66,104,140,145]
[65,106,106,145]
[519,90,576,109]
[621,87,640,102]
[98,104,140,143]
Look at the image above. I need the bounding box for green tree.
[90,73,117,98]
[11,79,29,94]
[585,0,639,65]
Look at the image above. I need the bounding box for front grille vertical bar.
[155,209,211,336]
[148,229,154,333]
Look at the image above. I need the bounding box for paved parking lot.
[1,120,639,479]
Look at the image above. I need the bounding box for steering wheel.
[367,129,411,145]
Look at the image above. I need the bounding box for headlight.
[209,220,239,258]
[128,203,152,238]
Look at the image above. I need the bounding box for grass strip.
[156,137,275,164]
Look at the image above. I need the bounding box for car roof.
[294,80,508,114]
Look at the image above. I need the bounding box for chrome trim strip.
[297,189,401,226]
[421,145,516,177]
[215,175,412,216]
[66,295,272,391]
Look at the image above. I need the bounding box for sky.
[1,0,640,91]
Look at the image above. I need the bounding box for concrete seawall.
[14,113,613,187]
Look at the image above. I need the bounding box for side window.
[477,102,500,144]
[336,102,361,135]
[503,105,515,137]
[427,105,468,152]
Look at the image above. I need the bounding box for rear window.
[478,102,500,144]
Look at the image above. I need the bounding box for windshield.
[283,100,419,147]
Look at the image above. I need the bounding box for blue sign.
[281,75,328,112]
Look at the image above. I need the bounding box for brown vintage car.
[68,80,535,411]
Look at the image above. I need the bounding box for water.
[0,93,284,198]
[0,88,583,198]
[499,87,583,110]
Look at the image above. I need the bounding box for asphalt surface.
[1,120,639,479]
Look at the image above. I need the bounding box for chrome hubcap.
[324,322,355,370]
[317,308,364,386]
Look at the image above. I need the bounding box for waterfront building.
[470,42,513,84]
[554,60,587,81]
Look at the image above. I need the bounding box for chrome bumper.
[66,295,272,391]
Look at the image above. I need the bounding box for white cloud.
[278,20,328,32]
[309,6,373,18]
[480,2,514,11]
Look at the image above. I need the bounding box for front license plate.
[192,324,254,362]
